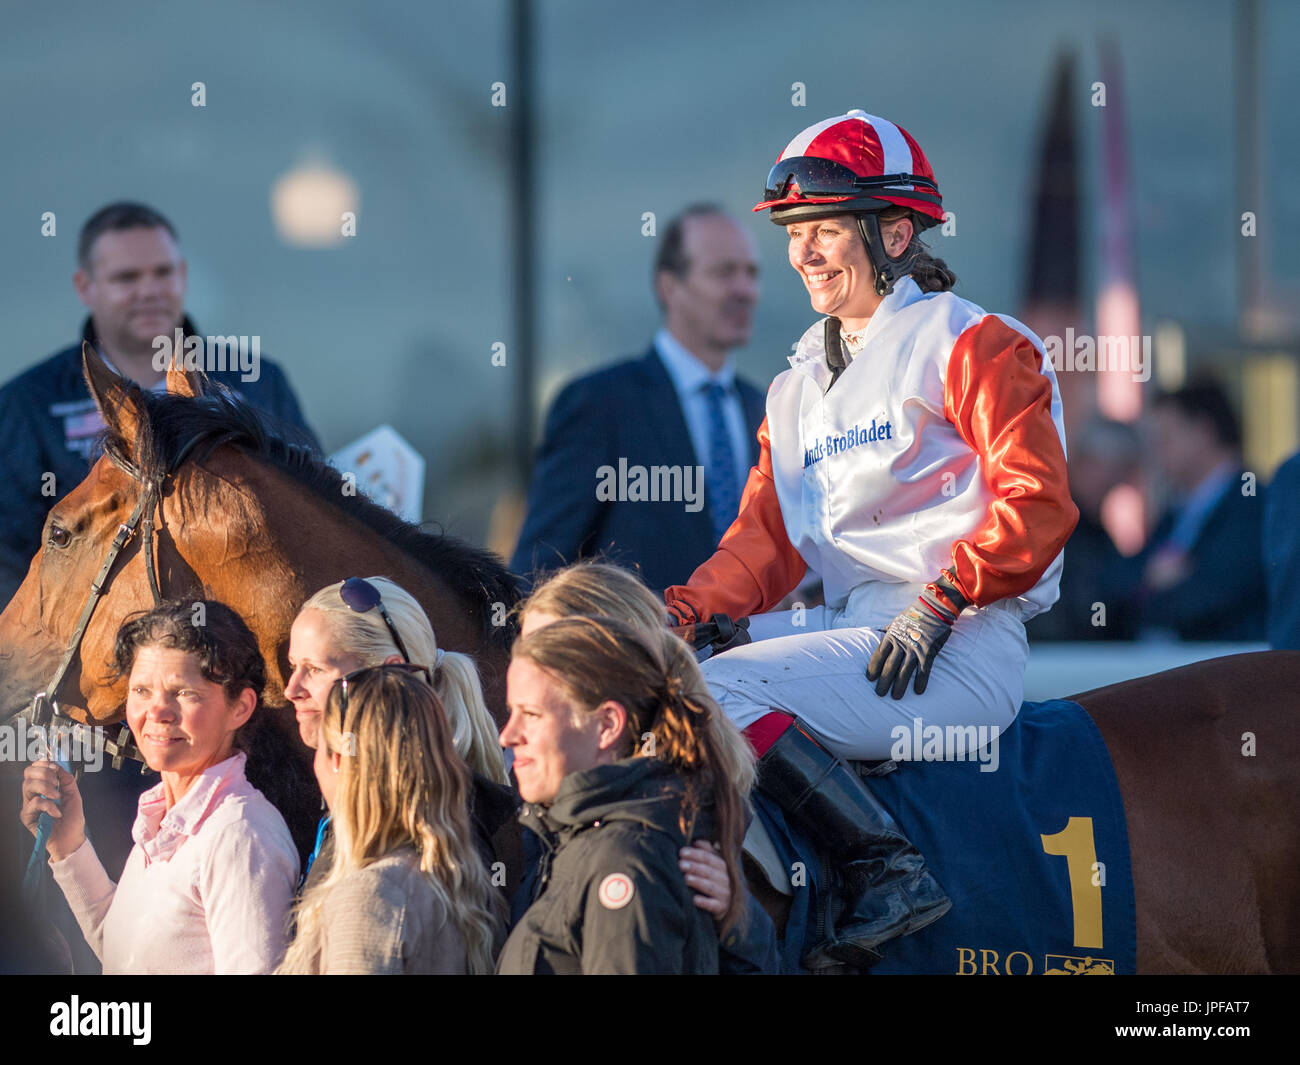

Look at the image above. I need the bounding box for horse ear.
[166,359,210,398]
[81,341,145,445]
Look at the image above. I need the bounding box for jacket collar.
[132,751,248,864]
[788,277,926,382]
[633,348,705,471]
[82,313,200,350]
[654,328,737,395]
[519,757,700,846]
[80,314,201,391]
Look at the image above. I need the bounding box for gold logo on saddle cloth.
[954,947,1115,974]
[1044,954,1115,975]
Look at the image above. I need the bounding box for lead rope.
[21,726,82,903]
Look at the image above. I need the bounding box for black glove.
[706,613,751,655]
[865,574,969,699]
[670,611,751,655]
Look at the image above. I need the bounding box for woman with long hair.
[284,576,518,894]
[498,614,747,973]
[516,561,777,972]
[278,665,503,974]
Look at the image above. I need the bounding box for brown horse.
[2,349,1296,975]
[1073,657,1300,974]
[740,652,1300,975]
[0,348,518,734]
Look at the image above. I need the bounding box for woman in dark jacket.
[497,615,749,974]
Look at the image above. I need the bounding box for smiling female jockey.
[665,110,1078,967]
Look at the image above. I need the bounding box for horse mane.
[101,380,520,649]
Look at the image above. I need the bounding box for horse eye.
[47,525,72,549]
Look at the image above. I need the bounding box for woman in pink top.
[20,600,299,974]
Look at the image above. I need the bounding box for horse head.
[0,343,519,732]
[0,347,211,725]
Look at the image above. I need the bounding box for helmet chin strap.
[857,213,919,298]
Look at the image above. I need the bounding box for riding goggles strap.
[763,156,941,206]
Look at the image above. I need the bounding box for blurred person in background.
[0,201,317,609]
[1026,417,1140,641]
[1264,449,1300,650]
[511,204,764,592]
[1133,378,1266,641]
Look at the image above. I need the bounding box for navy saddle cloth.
[755,698,1136,975]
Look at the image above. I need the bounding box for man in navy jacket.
[1131,381,1266,641]
[0,202,317,609]
[512,206,765,592]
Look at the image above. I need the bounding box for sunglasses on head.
[333,662,433,717]
[339,577,413,663]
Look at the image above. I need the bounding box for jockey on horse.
[665,110,1079,968]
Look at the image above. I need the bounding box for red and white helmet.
[754,110,944,229]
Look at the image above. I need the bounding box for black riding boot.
[758,717,951,971]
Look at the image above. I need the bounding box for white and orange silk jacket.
[666,277,1079,622]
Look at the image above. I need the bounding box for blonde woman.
[279,665,503,974]
[286,577,506,784]
[285,577,518,895]
[515,561,777,973]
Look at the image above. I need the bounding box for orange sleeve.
[941,317,1079,607]
[664,416,807,620]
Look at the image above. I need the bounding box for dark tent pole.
[509,0,537,488]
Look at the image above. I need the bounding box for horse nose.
[0,639,61,724]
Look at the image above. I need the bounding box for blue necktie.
[703,382,740,544]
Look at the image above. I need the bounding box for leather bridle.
[27,428,234,772]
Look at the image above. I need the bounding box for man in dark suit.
[512,205,764,591]
[1131,380,1266,641]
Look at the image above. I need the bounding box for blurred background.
[1,0,1296,676]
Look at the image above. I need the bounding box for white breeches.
[702,581,1028,762]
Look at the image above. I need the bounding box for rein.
[28,429,231,772]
